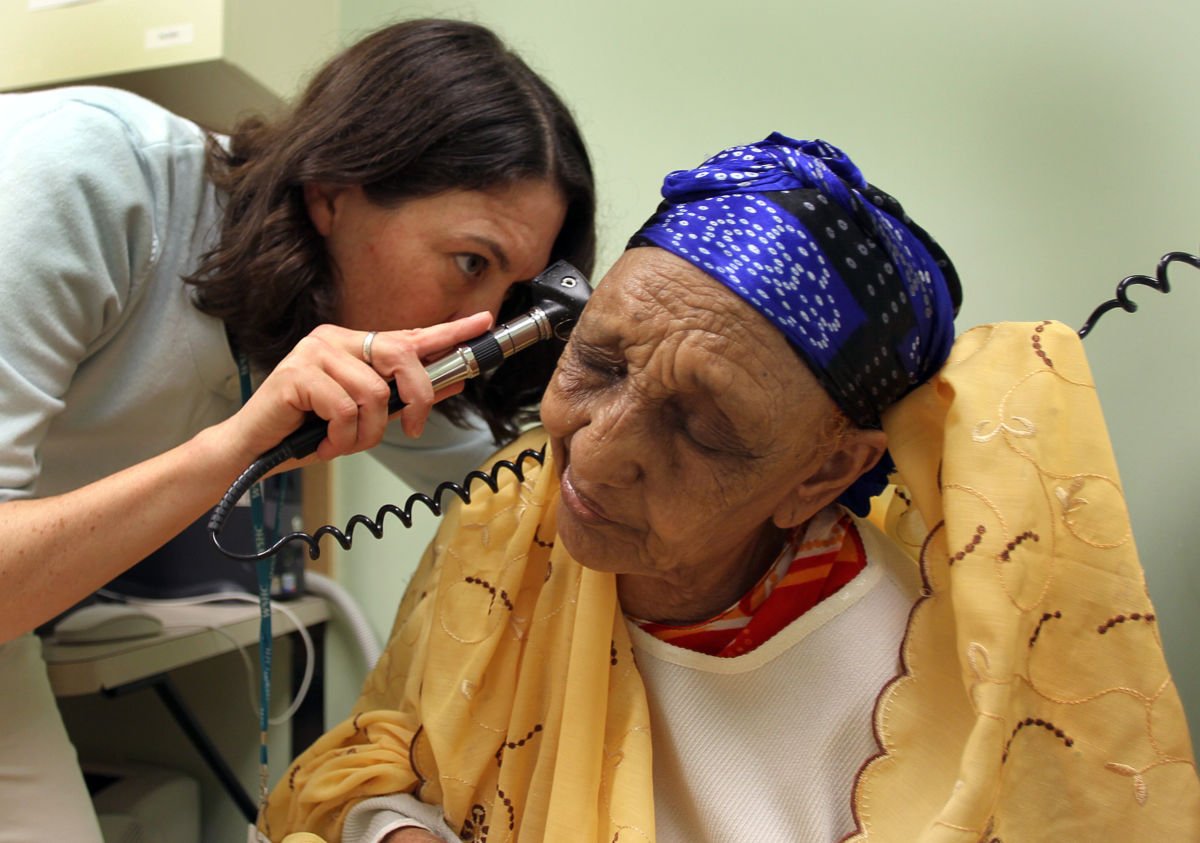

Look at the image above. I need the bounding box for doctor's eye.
[455,253,489,277]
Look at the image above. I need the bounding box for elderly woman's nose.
[571,397,645,485]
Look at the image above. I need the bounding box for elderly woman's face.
[541,248,868,620]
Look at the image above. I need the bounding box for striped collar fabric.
[632,506,866,658]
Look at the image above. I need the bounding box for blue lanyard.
[234,350,274,816]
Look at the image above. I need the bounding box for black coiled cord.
[1077,250,1200,339]
[209,444,547,562]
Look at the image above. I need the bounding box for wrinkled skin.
[540,248,886,624]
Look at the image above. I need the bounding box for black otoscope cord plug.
[208,260,590,560]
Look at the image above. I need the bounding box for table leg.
[103,673,257,822]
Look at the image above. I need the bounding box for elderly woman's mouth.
[559,466,614,525]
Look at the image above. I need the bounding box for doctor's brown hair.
[186,18,595,442]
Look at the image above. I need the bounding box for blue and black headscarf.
[629,132,962,514]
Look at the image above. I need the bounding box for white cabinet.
[0,0,338,131]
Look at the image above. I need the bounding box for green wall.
[328,0,1200,757]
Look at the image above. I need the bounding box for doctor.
[0,18,594,842]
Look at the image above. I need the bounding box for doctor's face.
[540,248,851,621]
[306,179,567,331]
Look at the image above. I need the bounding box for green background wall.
[325,0,1200,760]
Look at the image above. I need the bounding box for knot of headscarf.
[630,132,962,514]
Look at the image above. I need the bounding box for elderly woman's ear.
[771,427,888,529]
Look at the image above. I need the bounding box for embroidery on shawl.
[848,324,1199,840]
[1030,321,1055,368]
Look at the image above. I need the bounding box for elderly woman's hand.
[381,828,445,842]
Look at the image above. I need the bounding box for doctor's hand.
[221,312,494,468]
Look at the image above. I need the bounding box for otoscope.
[208,260,591,559]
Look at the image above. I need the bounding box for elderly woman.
[265,136,1199,842]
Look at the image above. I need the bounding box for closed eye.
[573,343,626,381]
[669,400,758,460]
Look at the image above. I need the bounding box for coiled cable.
[210,444,548,562]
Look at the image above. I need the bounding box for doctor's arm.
[0,315,490,644]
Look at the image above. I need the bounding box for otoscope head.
[529,260,591,340]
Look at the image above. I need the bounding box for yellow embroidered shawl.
[267,321,1198,842]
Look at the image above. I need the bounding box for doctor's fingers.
[300,367,391,459]
[298,314,489,374]
[363,313,494,438]
[366,311,494,368]
[264,330,393,455]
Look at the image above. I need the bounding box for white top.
[630,515,919,843]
